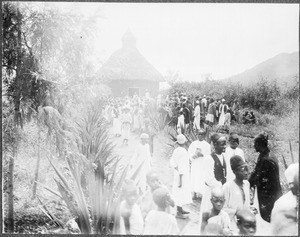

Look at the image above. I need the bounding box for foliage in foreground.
[38,105,144,234]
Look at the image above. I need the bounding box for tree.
[2,2,102,232]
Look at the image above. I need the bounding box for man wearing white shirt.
[199,133,227,233]
[270,163,298,236]
[188,129,211,200]
[225,133,245,182]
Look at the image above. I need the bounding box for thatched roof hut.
[98,30,164,97]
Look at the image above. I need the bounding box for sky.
[40,2,299,81]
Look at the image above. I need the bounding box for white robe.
[119,201,144,235]
[218,104,228,126]
[193,105,201,130]
[170,146,192,207]
[188,140,211,194]
[270,191,298,236]
[133,107,140,130]
[253,188,272,235]
[177,114,185,134]
[129,143,152,193]
[224,147,245,182]
[199,154,224,233]
[222,180,251,232]
[120,112,132,140]
[112,108,121,135]
[144,210,179,235]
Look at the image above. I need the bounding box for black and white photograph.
[2,1,299,235]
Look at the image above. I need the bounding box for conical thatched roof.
[98,30,164,82]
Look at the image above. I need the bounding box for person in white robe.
[224,133,245,182]
[177,109,185,134]
[112,104,121,136]
[193,101,201,130]
[270,163,298,236]
[144,187,179,235]
[119,180,144,235]
[170,134,192,218]
[129,133,152,194]
[222,155,251,233]
[132,104,139,132]
[120,106,132,145]
[218,99,228,126]
[188,129,211,199]
[199,133,227,234]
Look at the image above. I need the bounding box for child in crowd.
[225,133,245,182]
[223,155,250,232]
[201,187,232,235]
[144,187,179,235]
[138,171,174,219]
[203,223,223,236]
[119,180,144,235]
[236,209,257,236]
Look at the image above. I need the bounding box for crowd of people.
[103,91,158,152]
[102,91,298,236]
[158,92,258,133]
[117,131,298,235]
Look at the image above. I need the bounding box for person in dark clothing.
[182,103,191,126]
[242,111,250,124]
[249,133,282,222]
[249,111,256,124]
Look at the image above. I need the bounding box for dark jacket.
[249,149,282,222]
[211,153,227,185]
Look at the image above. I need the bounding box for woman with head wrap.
[249,133,282,223]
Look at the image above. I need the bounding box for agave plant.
[39,103,145,234]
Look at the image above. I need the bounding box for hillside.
[224,52,299,87]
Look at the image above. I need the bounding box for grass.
[163,108,299,194]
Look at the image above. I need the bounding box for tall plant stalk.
[32,124,41,199]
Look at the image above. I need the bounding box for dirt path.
[108,128,201,235]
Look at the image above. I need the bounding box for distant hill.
[224,52,299,88]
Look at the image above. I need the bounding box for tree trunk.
[32,125,41,198]
[7,148,15,233]
[7,5,22,232]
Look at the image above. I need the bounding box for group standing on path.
[103,92,298,236]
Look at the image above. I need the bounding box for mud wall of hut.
[107,80,159,97]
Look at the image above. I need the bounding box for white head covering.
[196,100,200,104]
[140,133,149,139]
[176,134,187,145]
[222,99,225,102]
[285,163,299,183]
